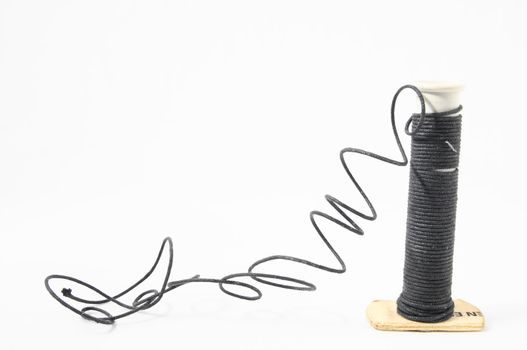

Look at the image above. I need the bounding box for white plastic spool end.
[414,81,463,114]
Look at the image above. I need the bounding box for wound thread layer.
[397,113,462,323]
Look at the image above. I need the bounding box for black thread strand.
[45,85,462,325]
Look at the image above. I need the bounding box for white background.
[1,0,526,349]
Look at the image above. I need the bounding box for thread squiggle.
[45,85,442,325]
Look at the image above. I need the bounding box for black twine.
[45,85,462,325]
[397,109,462,322]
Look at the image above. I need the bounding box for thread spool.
[44,82,485,328]
[366,82,484,332]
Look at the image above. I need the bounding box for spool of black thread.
[396,83,463,323]
[45,83,480,328]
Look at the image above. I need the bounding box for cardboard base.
[366,299,484,332]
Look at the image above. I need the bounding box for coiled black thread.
[44,85,462,325]
[397,111,462,322]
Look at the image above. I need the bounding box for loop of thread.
[44,85,462,325]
